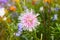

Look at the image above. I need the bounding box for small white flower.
[53,14,58,21]
[0,7,5,17]
[3,17,7,21]
[40,6,44,11]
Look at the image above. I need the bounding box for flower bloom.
[0,0,8,4]
[0,7,5,17]
[18,9,40,31]
[40,6,44,11]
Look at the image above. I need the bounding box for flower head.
[18,9,40,31]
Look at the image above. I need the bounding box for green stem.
[34,30,40,40]
[24,0,26,6]
[17,2,23,12]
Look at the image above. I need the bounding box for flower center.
[28,18,32,22]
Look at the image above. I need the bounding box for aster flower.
[18,9,40,31]
[0,7,5,17]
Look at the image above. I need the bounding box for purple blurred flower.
[18,23,23,31]
[15,32,21,36]
[0,0,8,4]
[55,7,59,11]
[14,31,22,36]
[14,23,23,36]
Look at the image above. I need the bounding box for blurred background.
[0,0,60,40]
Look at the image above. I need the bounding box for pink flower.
[18,9,40,31]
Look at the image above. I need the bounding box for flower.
[14,31,21,36]
[40,6,44,11]
[0,0,8,4]
[15,32,21,36]
[3,16,7,21]
[53,14,58,21]
[55,7,59,11]
[14,23,23,36]
[18,9,40,31]
[0,7,5,17]
[9,6,16,11]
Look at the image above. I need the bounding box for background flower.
[0,7,5,17]
[53,14,58,21]
[14,23,23,36]
[9,6,16,11]
[0,0,8,5]
[18,23,23,31]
